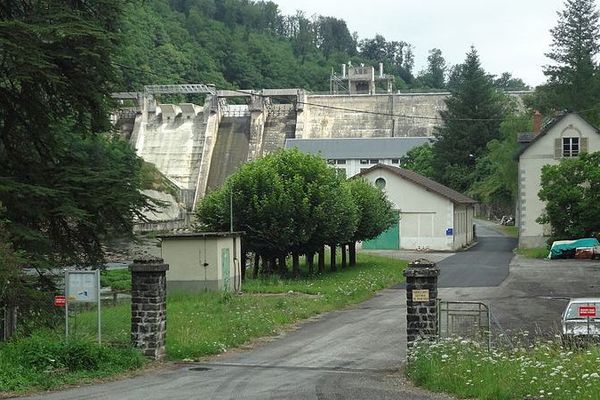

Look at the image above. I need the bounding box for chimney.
[533,110,542,135]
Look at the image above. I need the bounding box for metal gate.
[438,300,491,349]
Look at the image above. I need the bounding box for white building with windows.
[517,112,600,248]
[284,137,431,177]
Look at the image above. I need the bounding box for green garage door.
[362,213,400,250]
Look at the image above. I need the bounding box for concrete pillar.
[130,257,169,360]
[404,259,439,346]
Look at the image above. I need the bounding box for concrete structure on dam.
[114,84,530,230]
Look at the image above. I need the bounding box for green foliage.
[432,47,508,192]
[515,247,549,259]
[531,0,600,122]
[538,152,600,240]
[469,114,532,211]
[493,72,530,91]
[0,1,148,268]
[196,149,364,263]
[347,178,396,242]
[399,143,435,178]
[101,269,132,291]
[0,332,144,394]
[416,48,447,89]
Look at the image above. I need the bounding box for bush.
[0,332,144,393]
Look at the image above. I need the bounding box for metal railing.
[438,300,491,350]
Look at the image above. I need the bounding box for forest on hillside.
[114,0,529,92]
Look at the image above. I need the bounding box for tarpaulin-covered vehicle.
[548,238,600,259]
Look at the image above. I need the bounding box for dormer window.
[563,137,579,157]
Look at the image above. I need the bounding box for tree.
[540,0,600,120]
[432,47,507,192]
[0,1,148,268]
[538,152,600,240]
[347,179,396,266]
[469,114,532,215]
[195,149,358,277]
[493,72,529,91]
[399,143,435,178]
[417,48,447,89]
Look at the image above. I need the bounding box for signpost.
[64,270,101,343]
[579,305,597,318]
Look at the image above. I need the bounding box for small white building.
[160,232,243,292]
[285,137,431,178]
[517,112,600,248]
[358,164,476,251]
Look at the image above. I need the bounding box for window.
[327,159,335,165]
[369,159,379,164]
[336,159,346,165]
[375,177,386,189]
[360,159,369,165]
[391,158,399,164]
[563,137,580,157]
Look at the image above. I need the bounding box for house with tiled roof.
[356,164,476,251]
[517,112,600,248]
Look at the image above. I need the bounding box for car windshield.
[565,303,600,320]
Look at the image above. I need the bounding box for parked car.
[562,298,600,345]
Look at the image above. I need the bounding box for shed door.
[362,212,400,250]
[221,248,230,289]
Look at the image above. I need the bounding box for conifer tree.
[544,0,600,114]
[432,47,506,192]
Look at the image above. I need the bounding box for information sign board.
[67,271,98,303]
[412,289,430,302]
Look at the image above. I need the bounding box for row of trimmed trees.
[195,149,396,278]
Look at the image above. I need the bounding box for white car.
[562,298,600,339]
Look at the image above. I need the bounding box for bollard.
[130,257,169,360]
[404,259,439,346]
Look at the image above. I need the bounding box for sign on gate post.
[65,270,101,343]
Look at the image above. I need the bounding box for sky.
[272,0,567,87]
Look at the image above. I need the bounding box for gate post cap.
[404,258,439,277]
[130,257,169,272]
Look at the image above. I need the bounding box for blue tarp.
[549,238,600,259]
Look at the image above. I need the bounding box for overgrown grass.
[73,253,406,360]
[516,246,549,259]
[407,337,600,400]
[0,332,144,395]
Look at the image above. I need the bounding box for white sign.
[67,271,99,303]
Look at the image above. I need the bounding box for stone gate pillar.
[404,259,439,346]
[130,257,169,360]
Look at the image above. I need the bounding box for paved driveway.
[21,288,452,400]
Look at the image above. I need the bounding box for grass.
[516,246,549,259]
[69,253,406,360]
[406,336,600,400]
[0,331,144,395]
[497,225,518,238]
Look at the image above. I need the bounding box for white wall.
[362,169,456,251]
[518,114,600,248]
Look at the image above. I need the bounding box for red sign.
[54,295,66,307]
[579,305,597,318]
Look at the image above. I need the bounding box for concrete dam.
[115,87,528,230]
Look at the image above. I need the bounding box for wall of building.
[162,235,241,292]
[518,114,600,248]
[362,169,455,251]
[453,204,475,249]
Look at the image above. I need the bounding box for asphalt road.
[23,222,518,400]
[438,224,517,288]
[21,288,452,400]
